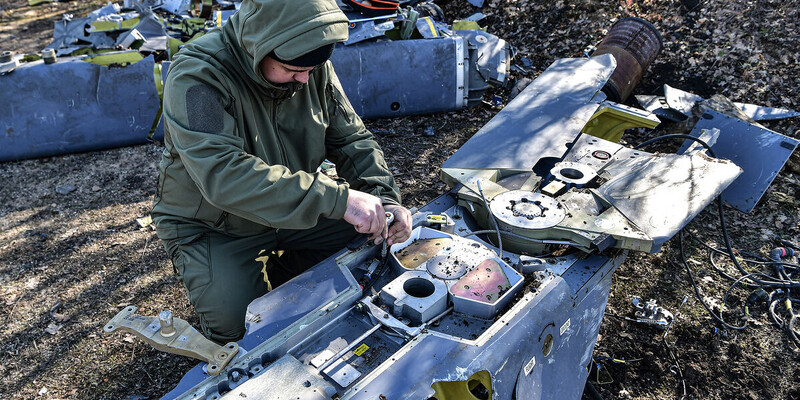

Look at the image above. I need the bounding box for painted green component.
[89,17,141,32]
[81,51,144,66]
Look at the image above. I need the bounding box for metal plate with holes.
[224,354,335,400]
[489,191,566,229]
[426,254,468,279]
[450,259,511,302]
[394,238,453,270]
[324,359,362,387]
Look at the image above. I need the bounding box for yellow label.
[426,214,447,224]
[353,344,369,356]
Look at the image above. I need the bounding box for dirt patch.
[1,0,799,399]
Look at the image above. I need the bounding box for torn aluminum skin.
[663,84,800,121]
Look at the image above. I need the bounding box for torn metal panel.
[343,19,395,45]
[663,84,800,121]
[0,57,160,162]
[161,0,192,15]
[663,84,704,116]
[129,13,169,52]
[734,103,800,121]
[48,16,117,50]
[680,109,799,213]
[442,55,615,172]
[596,151,742,251]
[634,94,687,122]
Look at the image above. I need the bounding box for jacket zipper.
[272,100,289,166]
[328,82,352,123]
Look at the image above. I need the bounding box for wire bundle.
[636,134,800,348]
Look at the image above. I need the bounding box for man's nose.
[294,71,310,84]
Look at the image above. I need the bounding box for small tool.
[382,211,395,259]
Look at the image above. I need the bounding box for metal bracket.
[104,306,239,375]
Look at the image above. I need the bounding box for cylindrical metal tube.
[41,48,58,65]
[593,17,663,102]
[0,51,13,63]
[158,310,177,336]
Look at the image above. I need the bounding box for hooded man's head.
[260,43,335,84]
[231,0,348,85]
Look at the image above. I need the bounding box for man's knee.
[197,308,247,343]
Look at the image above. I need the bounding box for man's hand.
[343,190,387,244]
[384,204,412,245]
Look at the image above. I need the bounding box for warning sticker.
[353,344,370,356]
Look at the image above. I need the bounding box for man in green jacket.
[151,0,412,343]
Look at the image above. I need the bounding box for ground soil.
[1,0,799,399]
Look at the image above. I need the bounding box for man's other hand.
[384,204,412,245]
[344,190,387,244]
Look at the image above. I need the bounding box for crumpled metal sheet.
[0,57,160,162]
[48,16,117,51]
[131,13,169,52]
[664,84,800,121]
[443,55,615,171]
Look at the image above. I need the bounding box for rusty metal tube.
[593,17,663,103]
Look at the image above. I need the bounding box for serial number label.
[560,318,571,336]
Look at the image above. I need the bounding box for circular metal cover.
[426,254,468,279]
[489,191,566,230]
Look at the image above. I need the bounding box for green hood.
[224,0,349,86]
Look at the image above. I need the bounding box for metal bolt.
[158,310,177,337]
[0,51,13,63]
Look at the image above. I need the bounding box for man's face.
[259,56,315,84]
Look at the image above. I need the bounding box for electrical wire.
[635,133,800,347]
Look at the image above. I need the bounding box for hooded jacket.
[151,0,401,239]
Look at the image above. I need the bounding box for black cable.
[679,231,748,330]
[361,249,391,296]
[583,380,604,400]
[663,337,687,400]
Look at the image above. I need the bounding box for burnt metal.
[592,17,663,102]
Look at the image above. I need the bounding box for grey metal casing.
[0,56,161,162]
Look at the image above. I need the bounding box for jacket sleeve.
[162,58,349,230]
[322,63,402,206]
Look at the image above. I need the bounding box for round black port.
[403,277,435,298]
[390,102,401,111]
[560,168,584,180]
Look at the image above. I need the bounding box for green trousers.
[162,218,357,343]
